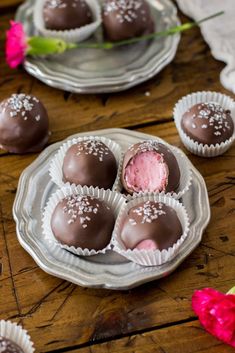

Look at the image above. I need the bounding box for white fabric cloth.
[176,0,235,94]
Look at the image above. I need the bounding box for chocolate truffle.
[120,200,182,251]
[102,0,154,42]
[43,0,92,31]
[0,337,24,353]
[51,194,115,250]
[0,94,49,154]
[181,102,234,145]
[62,140,117,189]
[122,141,180,194]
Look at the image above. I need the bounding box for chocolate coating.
[0,94,49,154]
[0,337,24,353]
[43,0,92,31]
[122,141,180,194]
[62,140,117,189]
[51,194,115,250]
[102,0,154,41]
[181,102,234,145]
[120,201,183,250]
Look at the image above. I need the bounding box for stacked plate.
[16,0,181,93]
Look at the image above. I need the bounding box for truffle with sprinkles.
[119,200,183,251]
[62,139,118,189]
[0,337,24,353]
[0,93,49,153]
[181,102,234,145]
[51,194,115,250]
[102,0,154,41]
[43,0,92,31]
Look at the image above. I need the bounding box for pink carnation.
[192,288,235,347]
[6,21,28,68]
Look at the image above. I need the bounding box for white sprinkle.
[5,93,40,123]
[63,195,101,227]
[76,140,111,162]
[103,0,146,24]
[130,201,166,225]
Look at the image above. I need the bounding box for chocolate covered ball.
[62,140,117,189]
[0,337,24,353]
[122,141,180,194]
[0,94,49,154]
[51,194,115,250]
[43,0,92,31]
[120,200,183,251]
[181,102,234,145]
[102,0,154,41]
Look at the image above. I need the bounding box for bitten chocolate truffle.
[62,140,117,189]
[122,141,180,194]
[120,200,183,250]
[0,337,24,353]
[51,194,115,250]
[0,94,49,154]
[43,0,92,31]
[102,0,154,41]
[181,102,234,145]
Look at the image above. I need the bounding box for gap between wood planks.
[0,201,23,323]
[44,316,198,353]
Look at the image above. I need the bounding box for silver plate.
[16,0,180,93]
[13,129,210,290]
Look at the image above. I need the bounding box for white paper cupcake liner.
[123,141,192,200]
[42,184,126,256]
[112,194,190,267]
[49,135,123,192]
[0,320,34,353]
[34,0,101,43]
[174,91,235,157]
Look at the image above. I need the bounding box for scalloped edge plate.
[13,128,211,289]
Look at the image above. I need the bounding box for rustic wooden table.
[1,1,235,352]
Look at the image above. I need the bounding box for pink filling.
[135,239,158,250]
[125,151,169,193]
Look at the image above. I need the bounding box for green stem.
[227,286,235,295]
[73,10,224,50]
[26,10,224,57]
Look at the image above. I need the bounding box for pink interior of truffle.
[135,239,158,250]
[125,151,169,193]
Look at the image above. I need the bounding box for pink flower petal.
[5,21,28,68]
[192,288,235,348]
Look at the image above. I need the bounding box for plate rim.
[13,128,211,290]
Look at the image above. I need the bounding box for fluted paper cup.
[34,0,101,43]
[112,194,189,266]
[49,135,123,192]
[42,184,126,256]
[0,320,34,353]
[174,91,235,157]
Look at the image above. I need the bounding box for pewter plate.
[15,0,180,93]
[13,128,211,290]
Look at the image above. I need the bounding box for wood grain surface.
[0,0,23,9]
[0,2,235,353]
